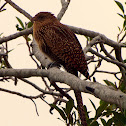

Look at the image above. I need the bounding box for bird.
[32,12,89,126]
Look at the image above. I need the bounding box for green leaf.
[66,99,74,116]
[124,59,126,63]
[100,100,104,105]
[102,110,113,117]
[7,48,14,53]
[123,20,126,28]
[104,80,117,88]
[27,21,33,28]
[124,109,126,118]
[115,1,125,14]
[117,13,124,18]
[16,17,25,29]
[90,121,99,126]
[72,111,77,125]
[50,104,67,120]
[110,104,117,110]
[89,99,96,111]
[0,33,3,37]
[119,81,126,92]
[87,118,95,125]
[27,37,31,42]
[76,121,81,126]
[124,15,126,20]
[113,111,126,125]
[101,118,107,126]
[83,105,90,120]
[106,118,113,126]
[95,101,108,119]
[118,26,121,31]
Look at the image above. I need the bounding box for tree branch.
[68,25,126,48]
[0,1,7,12]
[84,35,103,53]
[0,87,43,99]
[100,43,115,60]
[0,68,126,109]
[57,0,70,21]
[5,0,32,20]
[19,78,61,96]
[0,27,32,44]
[89,48,126,69]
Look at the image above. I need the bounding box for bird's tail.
[67,69,88,125]
[82,70,90,80]
[74,90,87,126]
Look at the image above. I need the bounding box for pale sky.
[0,0,125,126]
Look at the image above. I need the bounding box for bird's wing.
[40,23,88,76]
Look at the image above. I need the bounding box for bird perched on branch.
[32,12,89,126]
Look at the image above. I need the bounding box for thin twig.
[96,70,121,80]
[90,59,102,77]
[5,0,32,20]
[25,35,40,68]
[31,99,39,116]
[99,43,115,60]
[19,78,61,96]
[0,68,126,109]
[95,70,120,75]
[119,32,126,43]
[0,27,32,44]
[50,81,72,99]
[0,2,7,12]
[117,27,124,42]
[57,0,71,21]
[84,36,103,54]
[89,48,126,69]
[0,87,43,99]
[69,25,126,48]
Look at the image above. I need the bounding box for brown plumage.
[32,12,89,126]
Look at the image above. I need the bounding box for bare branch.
[68,25,126,48]
[119,32,126,42]
[0,68,126,109]
[95,70,120,75]
[114,47,126,85]
[31,99,39,116]
[89,48,126,69]
[0,87,43,99]
[0,27,32,44]
[96,70,121,80]
[19,78,61,97]
[51,81,72,99]
[25,35,40,68]
[89,60,102,77]
[100,43,115,60]
[5,0,32,20]
[84,36,103,53]
[57,0,71,21]
[117,27,124,42]
[0,1,7,12]
[30,39,126,109]
[1,0,125,55]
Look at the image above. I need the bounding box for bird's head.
[31,12,56,23]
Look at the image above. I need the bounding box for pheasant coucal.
[32,12,89,126]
